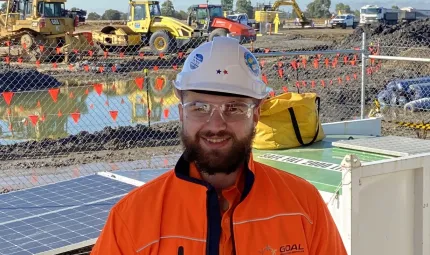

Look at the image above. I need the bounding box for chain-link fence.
[0,21,429,194]
[0,29,366,194]
[2,13,430,255]
[364,20,430,140]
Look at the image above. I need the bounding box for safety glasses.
[181,101,256,122]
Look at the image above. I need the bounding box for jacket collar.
[174,152,255,202]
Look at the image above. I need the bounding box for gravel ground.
[0,121,182,170]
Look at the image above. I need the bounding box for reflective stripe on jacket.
[91,153,347,255]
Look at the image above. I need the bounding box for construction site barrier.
[0,30,429,192]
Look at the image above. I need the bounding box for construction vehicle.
[187,4,256,43]
[254,0,311,29]
[92,0,207,54]
[226,12,257,27]
[360,5,430,25]
[65,8,87,23]
[0,0,93,60]
[329,13,359,29]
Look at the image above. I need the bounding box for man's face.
[178,91,261,175]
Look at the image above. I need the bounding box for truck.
[330,14,359,29]
[399,7,430,21]
[360,5,430,25]
[65,8,87,23]
[226,13,252,26]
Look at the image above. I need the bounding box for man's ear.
[253,105,261,126]
[178,103,183,122]
[173,86,181,100]
[252,98,265,126]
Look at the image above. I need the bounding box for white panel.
[345,152,430,255]
[322,117,381,136]
[355,168,416,255]
[320,191,344,236]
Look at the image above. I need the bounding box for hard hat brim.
[172,80,268,100]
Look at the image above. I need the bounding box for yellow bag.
[253,92,325,150]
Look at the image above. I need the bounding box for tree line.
[86,0,254,20]
[84,0,383,21]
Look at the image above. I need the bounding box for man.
[91,37,347,255]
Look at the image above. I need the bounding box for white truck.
[359,5,394,24]
[226,12,257,27]
[360,5,430,25]
[329,14,359,29]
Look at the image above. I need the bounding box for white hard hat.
[173,37,268,99]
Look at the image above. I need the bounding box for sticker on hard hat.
[190,53,204,70]
[244,52,259,76]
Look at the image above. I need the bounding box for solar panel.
[332,135,430,156]
[0,174,139,255]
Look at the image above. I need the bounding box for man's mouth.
[204,137,229,143]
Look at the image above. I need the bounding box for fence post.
[361,32,367,119]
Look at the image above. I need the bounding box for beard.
[180,125,255,176]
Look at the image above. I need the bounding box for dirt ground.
[253,28,353,50]
[75,22,353,53]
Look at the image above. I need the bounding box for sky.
[67,0,430,14]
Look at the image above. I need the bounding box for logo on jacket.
[280,243,305,254]
[259,245,277,255]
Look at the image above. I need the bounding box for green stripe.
[252,138,395,194]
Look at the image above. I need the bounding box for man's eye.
[195,106,208,112]
[225,104,246,113]
[190,104,210,112]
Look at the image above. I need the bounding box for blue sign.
[244,52,259,76]
[134,23,141,29]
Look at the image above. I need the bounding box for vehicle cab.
[187,4,224,29]
[8,0,77,34]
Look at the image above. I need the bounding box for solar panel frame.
[100,168,171,183]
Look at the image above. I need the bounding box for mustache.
[199,130,234,138]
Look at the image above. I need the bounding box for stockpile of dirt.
[336,18,430,50]
[0,121,181,161]
[0,68,62,93]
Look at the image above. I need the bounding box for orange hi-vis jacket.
[91,153,347,255]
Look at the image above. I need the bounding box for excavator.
[0,0,94,61]
[254,0,311,28]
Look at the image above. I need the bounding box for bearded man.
[91,37,346,255]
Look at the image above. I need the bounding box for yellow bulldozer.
[92,0,207,55]
[0,0,94,61]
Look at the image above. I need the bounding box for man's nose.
[206,109,227,129]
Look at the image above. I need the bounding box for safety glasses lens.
[183,102,254,121]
